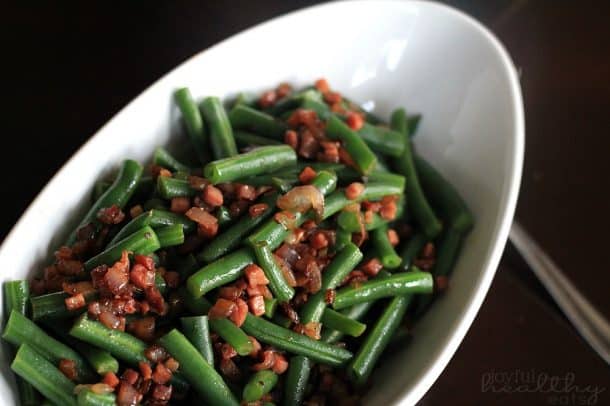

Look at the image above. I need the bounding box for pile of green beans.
[2,81,474,405]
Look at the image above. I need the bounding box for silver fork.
[509,222,610,364]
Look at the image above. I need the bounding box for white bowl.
[0,1,523,404]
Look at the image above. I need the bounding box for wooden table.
[2,1,609,404]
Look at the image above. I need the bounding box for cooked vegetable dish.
[2,79,473,406]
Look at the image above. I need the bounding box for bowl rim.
[0,1,524,404]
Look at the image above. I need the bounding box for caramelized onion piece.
[277,185,324,219]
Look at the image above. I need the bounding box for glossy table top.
[2,1,609,404]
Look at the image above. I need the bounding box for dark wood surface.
[2,1,609,404]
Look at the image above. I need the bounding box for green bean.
[367,171,406,191]
[3,281,40,406]
[156,224,185,247]
[173,253,199,279]
[241,314,353,366]
[200,96,238,159]
[272,313,292,329]
[252,242,294,302]
[264,298,278,318]
[416,229,464,315]
[321,308,366,337]
[348,295,412,385]
[233,130,282,148]
[247,171,337,249]
[180,316,214,365]
[173,171,190,180]
[232,92,256,108]
[174,87,210,164]
[3,311,94,382]
[322,181,403,220]
[357,123,405,157]
[30,291,98,321]
[3,280,29,318]
[299,242,362,324]
[109,209,195,245]
[156,176,198,198]
[337,210,387,233]
[333,271,433,310]
[204,145,296,184]
[84,226,160,271]
[266,88,323,117]
[244,174,299,192]
[77,345,119,375]
[283,355,312,406]
[179,288,254,356]
[216,206,233,227]
[198,192,278,263]
[390,108,442,239]
[413,155,474,233]
[155,272,167,295]
[325,115,377,175]
[159,329,239,406]
[321,302,375,344]
[69,314,147,365]
[397,232,428,272]
[67,160,143,245]
[371,224,401,269]
[153,146,191,172]
[11,344,76,406]
[243,370,278,402]
[76,389,115,406]
[334,228,352,253]
[187,248,253,297]
[228,104,287,139]
[408,114,422,137]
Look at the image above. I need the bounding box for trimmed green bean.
[357,122,405,157]
[159,329,239,406]
[180,316,214,365]
[325,115,377,175]
[11,344,76,406]
[252,242,294,302]
[390,108,442,239]
[337,210,387,233]
[398,232,428,272]
[198,192,278,263]
[408,114,422,137]
[323,181,403,220]
[299,242,362,324]
[30,291,97,321]
[77,389,115,406]
[156,176,198,199]
[187,248,253,297]
[367,171,406,191]
[348,295,412,385]
[233,130,282,148]
[84,226,160,271]
[334,228,352,253]
[321,301,375,344]
[204,145,296,184]
[200,96,238,159]
[371,224,401,269]
[3,281,40,406]
[283,355,312,406]
[93,180,111,202]
[228,104,287,139]
[3,311,94,382]
[156,224,185,247]
[143,197,167,211]
[264,298,277,318]
[321,308,366,337]
[67,160,143,245]
[69,314,147,366]
[413,155,474,233]
[216,206,233,227]
[241,314,353,367]
[243,370,278,402]
[3,280,29,318]
[174,87,210,164]
[78,345,119,375]
[333,271,433,310]
[109,209,195,245]
[153,146,191,172]
[179,288,254,356]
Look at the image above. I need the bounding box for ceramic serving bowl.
[0,1,523,404]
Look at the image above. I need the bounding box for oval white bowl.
[0,1,523,404]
